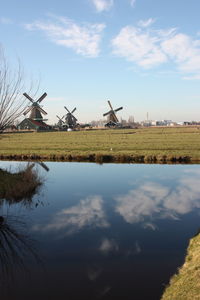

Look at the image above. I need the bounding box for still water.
[0,161,200,300]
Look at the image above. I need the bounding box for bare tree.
[0,50,37,132]
[128,115,135,124]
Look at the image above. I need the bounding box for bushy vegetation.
[0,127,200,162]
[0,164,42,202]
[161,232,200,300]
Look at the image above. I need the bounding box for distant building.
[4,125,18,132]
[156,120,175,126]
[17,118,51,131]
[141,119,176,127]
[182,121,200,126]
[141,120,156,126]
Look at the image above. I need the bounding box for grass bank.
[0,127,200,162]
[161,232,200,300]
[0,165,41,202]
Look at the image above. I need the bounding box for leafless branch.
[0,49,40,132]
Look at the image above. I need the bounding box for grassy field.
[0,127,200,162]
[161,232,200,300]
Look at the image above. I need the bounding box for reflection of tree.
[0,164,42,207]
[0,215,42,294]
[0,164,44,295]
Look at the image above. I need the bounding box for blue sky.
[1,0,200,123]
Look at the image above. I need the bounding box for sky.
[1,0,200,124]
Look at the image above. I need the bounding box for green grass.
[0,127,200,162]
[161,232,200,300]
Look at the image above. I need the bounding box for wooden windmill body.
[56,115,66,129]
[103,100,123,127]
[23,93,48,121]
[64,106,78,129]
[17,93,50,131]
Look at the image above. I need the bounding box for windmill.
[56,115,65,128]
[23,93,48,121]
[64,106,77,129]
[103,100,123,127]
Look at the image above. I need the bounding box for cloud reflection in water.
[115,182,169,224]
[99,238,119,255]
[33,195,109,234]
[115,172,200,224]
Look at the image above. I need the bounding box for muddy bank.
[0,153,194,163]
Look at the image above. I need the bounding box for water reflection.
[115,172,200,224]
[164,176,200,214]
[0,215,41,287]
[0,163,44,296]
[33,195,109,234]
[33,167,200,238]
[0,162,200,300]
[115,182,168,223]
[0,163,42,207]
[99,238,119,255]
[87,264,102,281]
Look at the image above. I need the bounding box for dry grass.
[0,164,42,202]
[161,232,200,300]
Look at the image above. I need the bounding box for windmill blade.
[64,106,70,113]
[23,106,32,116]
[56,115,64,123]
[37,162,49,172]
[56,115,62,120]
[23,93,34,103]
[37,93,47,103]
[37,106,47,115]
[114,106,123,112]
[71,114,77,121]
[71,107,76,114]
[103,111,111,117]
[108,100,113,110]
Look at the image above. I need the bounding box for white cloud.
[161,33,200,75]
[183,75,200,80]
[130,0,136,8]
[138,18,156,28]
[25,16,105,57]
[112,21,200,79]
[32,195,109,234]
[91,0,114,12]
[112,26,168,68]
[87,265,102,281]
[143,222,157,231]
[99,238,119,254]
[115,183,169,223]
[164,177,200,214]
[115,171,200,224]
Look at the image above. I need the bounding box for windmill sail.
[64,106,78,128]
[103,100,123,127]
[103,100,123,126]
[23,93,48,121]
